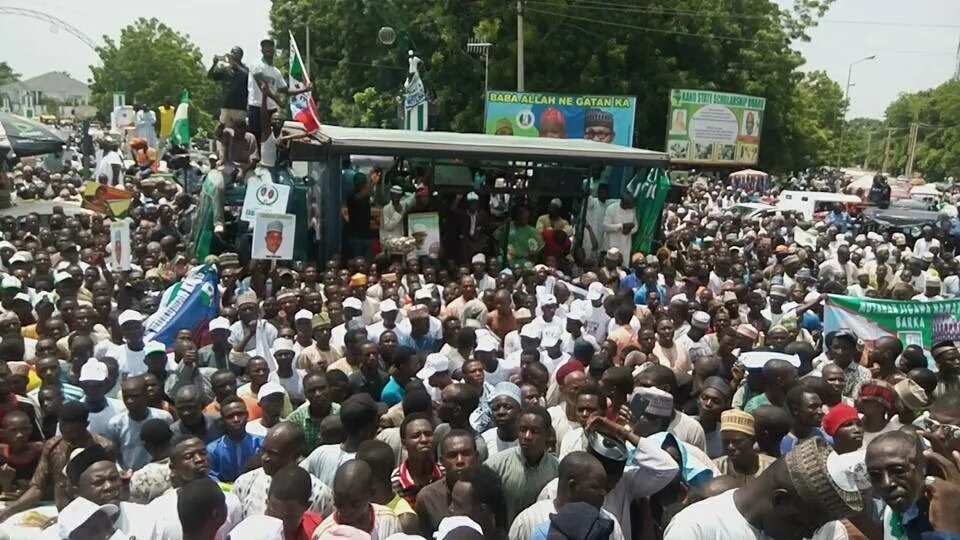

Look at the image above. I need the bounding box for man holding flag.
[247,38,313,144]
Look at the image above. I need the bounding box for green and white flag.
[626,168,672,254]
[170,90,190,146]
[824,294,960,349]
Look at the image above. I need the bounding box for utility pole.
[517,0,524,91]
[881,127,894,174]
[306,26,311,74]
[863,131,873,170]
[905,122,919,178]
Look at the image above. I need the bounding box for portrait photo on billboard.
[484,91,637,147]
[252,212,296,260]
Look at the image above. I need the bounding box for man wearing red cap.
[857,380,901,447]
[548,361,586,445]
[538,108,566,139]
[822,404,863,454]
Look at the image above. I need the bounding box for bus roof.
[290,124,670,167]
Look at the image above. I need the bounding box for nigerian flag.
[170,90,190,146]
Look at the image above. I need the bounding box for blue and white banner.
[144,264,220,348]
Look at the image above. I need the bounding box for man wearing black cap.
[0,401,114,520]
[68,445,159,539]
[583,109,616,144]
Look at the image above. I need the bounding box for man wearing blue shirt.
[206,395,263,482]
[380,346,418,407]
[398,305,440,354]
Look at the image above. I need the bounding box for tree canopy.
[270,0,841,173]
[0,62,19,87]
[88,18,218,134]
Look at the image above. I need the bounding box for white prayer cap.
[566,309,583,322]
[209,317,231,332]
[471,253,486,264]
[343,297,363,311]
[466,191,480,202]
[691,311,710,328]
[79,358,108,382]
[272,338,295,353]
[257,381,287,402]
[118,309,143,326]
[491,381,522,404]
[295,309,314,322]
[58,497,119,539]
[634,387,673,418]
[379,299,398,313]
[0,275,20,289]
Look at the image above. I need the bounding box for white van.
[776,191,862,220]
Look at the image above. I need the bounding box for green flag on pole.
[629,168,672,254]
[170,90,190,147]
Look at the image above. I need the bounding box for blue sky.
[1,0,956,119]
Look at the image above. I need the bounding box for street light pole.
[517,0,524,91]
[836,54,877,168]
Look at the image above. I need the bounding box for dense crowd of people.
[3,35,960,540]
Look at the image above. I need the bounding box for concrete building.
[0,71,94,119]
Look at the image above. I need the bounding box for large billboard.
[484,91,637,147]
[666,89,766,166]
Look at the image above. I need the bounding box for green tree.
[270,0,836,172]
[836,117,884,169]
[878,80,960,181]
[88,18,218,134]
[0,62,19,87]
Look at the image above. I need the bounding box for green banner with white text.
[824,294,960,350]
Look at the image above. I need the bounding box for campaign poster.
[252,212,296,260]
[484,91,637,147]
[241,177,291,222]
[666,89,766,166]
[407,212,441,258]
[109,220,131,270]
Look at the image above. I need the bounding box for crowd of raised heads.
[0,155,960,540]
[4,41,960,537]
